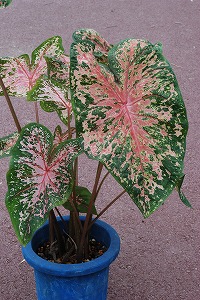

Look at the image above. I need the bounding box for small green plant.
[0,29,190,262]
[0,0,12,9]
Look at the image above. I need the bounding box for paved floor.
[0,0,200,299]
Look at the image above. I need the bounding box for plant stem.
[95,171,110,199]
[55,207,69,233]
[49,210,66,257]
[49,210,55,245]
[73,112,78,187]
[67,109,72,139]
[34,102,39,123]
[88,190,126,230]
[74,157,78,186]
[67,111,82,247]
[76,162,104,261]
[0,76,21,133]
[85,161,103,219]
[69,196,83,232]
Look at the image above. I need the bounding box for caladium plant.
[0,29,190,262]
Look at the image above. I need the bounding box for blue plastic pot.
[22,216,120,300]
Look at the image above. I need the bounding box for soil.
[37,238,107,264]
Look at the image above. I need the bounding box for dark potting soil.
[37,238,107,264]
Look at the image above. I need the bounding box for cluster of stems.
[0,75,125,263]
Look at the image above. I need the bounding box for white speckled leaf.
[73,29,112,62]
[0,36,64,96]
[27,74,71,125]
[53,125,72,147]
[6,123,82,245]
[71,37,188,217]
[0,132,19,158]
[27,54,71,124]
[45,54,70,86]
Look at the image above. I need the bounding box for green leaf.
[176,175,192,208]
[6,123,83,245]
[0,36,64,97]
[63,186,97,214]
[0,132,19,158]
[0,0,12,9]
[71,34,188,218]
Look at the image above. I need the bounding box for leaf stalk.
[0,76,21,132]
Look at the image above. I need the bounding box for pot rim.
[22,216,120,277]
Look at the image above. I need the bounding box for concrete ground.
[0,0,200,299]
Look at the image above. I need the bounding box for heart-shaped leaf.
[27,75,71,125]
[71,37,188,217]
[0,132,19,158]
[0,36,64,96]
[63,186,97,214]
[6,123,83,245]
[72,28,112,63]
[53,125,75,147]
[27,55,71,125]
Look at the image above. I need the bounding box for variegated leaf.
[45,54,70,86]
[27,54,71,124]
[53,125,68,145]
[0,0,12,9]
[0,36,64,96]
[6,123,83,245]
[71,38,188,217]
[73,28,112,63]
[0,132,19,158]
[53,125,76,147]
[27,75,71,125]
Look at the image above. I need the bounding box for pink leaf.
[27,54,71,125]
[71,37,188,217]
[0,36,64,96]
[6,123,82,245]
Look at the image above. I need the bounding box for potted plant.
[0,28,190,300]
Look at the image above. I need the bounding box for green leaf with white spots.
[70,36,188,218]
[6,123,83,245]
[0,132,19,158]
[0,36,64,96]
